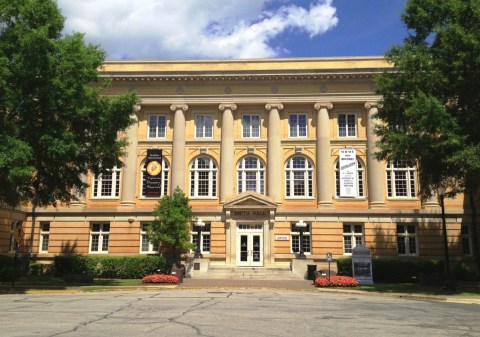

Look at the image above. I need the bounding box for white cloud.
[57,0,338,59]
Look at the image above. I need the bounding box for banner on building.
[145,148,162,197]
[339,148,357,197]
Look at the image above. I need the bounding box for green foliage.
[337,257,445,283]
[147,187,195,264]
[0,254,24,282]
[53,255,167,279]
[29,263,53,276]
[375,0,480,198]
[0,0,138,208]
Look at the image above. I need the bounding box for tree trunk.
[26,205,37,273]
[469,193,480,273]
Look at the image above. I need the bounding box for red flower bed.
[314,276,358,287]
[142,274,179,284]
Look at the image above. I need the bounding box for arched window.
[190,156,217,197]
[285,156,313,197]
[335,158,365,197]
[237,156,265,194]
[141,158,170,197]
[386,161,417,198]
[92,166,121,198]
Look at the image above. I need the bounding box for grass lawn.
[356,282,480,296]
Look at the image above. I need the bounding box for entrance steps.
[192,266,301,280]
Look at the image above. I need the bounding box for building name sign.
[231,210,270,218]
[275,235,289,241]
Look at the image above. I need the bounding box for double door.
[237,224,263,267]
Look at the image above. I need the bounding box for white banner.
[339,148,357,197]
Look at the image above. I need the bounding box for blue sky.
[57,0,409,60]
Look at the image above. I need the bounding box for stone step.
[192,267,302,280]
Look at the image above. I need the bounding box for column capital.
[219,103,237,111]
[364,102,383,110]
[314,102,333,110]
[265,103,284,111]
[134,104,142,112]
[170,104,189,111]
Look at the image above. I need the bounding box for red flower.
[142,274,180,284]
[314,276,358,287]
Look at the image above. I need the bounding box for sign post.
[326,252,333,283]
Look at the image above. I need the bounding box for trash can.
[307,264,317,281]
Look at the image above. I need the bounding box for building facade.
[0,57,475,269]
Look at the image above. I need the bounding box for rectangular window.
[289,114,307,138]
[40,223,50,253]
[242,115,260,138]
[192,223,211,254]
[92,167,121,198]
[140,224,159,254]
[343,224,363,254]
[461,225,472,255]
[290,223,311,254]
[195,115,213,138]
[90,223,110,253]
[148,115,167,138]
[338,113,357,137]
[396,224,417,255]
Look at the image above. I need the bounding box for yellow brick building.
[0,57,474,271]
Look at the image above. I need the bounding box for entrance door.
[237,224,263,267]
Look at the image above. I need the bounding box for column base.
[118,202,136,209]
[317,201,334,208]
[423,202,440,209]
[369,202,387,208]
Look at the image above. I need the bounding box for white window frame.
[461,225,472,256]
[141,158,170,198]
[89,223,110,254]
[343,224,364,255]
[335,158,365,198]
[39,223,50,253]
[139,224,159,254]
[285,156,314,198]
[242,114,261,138]
[147,114,167,139]
[396,224,418,256]
[290,223,311,254]
[92,166,121,198]
[338,113,357,137]
[237,156,265,194]
[190,156,217,198]
[191,223,211,255]
[386,161,417,198]
[288,114,308,138]
[195,114,214,138]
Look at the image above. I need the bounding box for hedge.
[0,254,24,282]
[337,257,445,283]
[54,255,167,279]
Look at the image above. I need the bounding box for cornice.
[138,94,384,105]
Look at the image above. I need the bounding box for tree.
[375,0,480,271]
[0,0,138,263]
[147,188,195,266]
[0,0,138,208]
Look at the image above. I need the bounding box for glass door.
[237,224,263,267]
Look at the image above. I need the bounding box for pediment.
[223,191,277,210]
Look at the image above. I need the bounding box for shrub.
[315,276,358,287]
[54,255,167,279]
[336,258,352,276]
[142,274,179,284]
[29,263,53,276]
[0,255,25,282]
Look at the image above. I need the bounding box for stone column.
[314,102,334,208]
[266,103,283,204]
[365,102,386,208]
[170,104,188,193]
[119,105,141,208]
[423,193,440,209]
[219,103,237,203]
